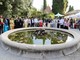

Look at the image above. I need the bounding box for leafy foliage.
[42,13,55,19]
[0,0,33,18]
[52,0,68,14]
[43,0,47,11]
[68,5,74,12]
[9,30,68,44]
[30,7,43,18]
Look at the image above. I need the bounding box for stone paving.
[0,29,80,60]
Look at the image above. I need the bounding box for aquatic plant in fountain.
[8,28,71,45]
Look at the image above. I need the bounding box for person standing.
[70,18,74,28]
[3,19,9,32]
[51,20,55,27]
[19,18,24,28]
[3,18,10,30]
[77,20,80,31]
[34,17,39,27]
[59,17,64,29]
[57,19,60,28]
[27,18,31,27]
[39,18,43,27]
[14,17,21,28]
[31,17,34,27]
[0,16,3,22]
[10,18,14,30]
[24,17,28,28]
[64,19,69,29]
[14,18,18,28]
[43,22,46,27]
[0,20,3,34]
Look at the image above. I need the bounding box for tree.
[0,0,13,18]
[68,5,74,12]
[12,0,33,17]
[52,0,68,14]
[0,0,33,18]
[43,0,47,11]
[30,7,43,18]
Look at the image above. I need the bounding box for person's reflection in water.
[34,29,47,36]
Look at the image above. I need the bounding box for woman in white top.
[24,18,28,28]
[64,19,69,29]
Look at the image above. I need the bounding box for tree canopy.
[43,0,47,11]
[0,0,33,18]
[52,0,68,14]
[68,5,74,12]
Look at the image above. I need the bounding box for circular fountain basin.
[1,27,80,56]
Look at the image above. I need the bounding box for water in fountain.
[8,29,74,45]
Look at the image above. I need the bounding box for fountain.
[0,27,80,59]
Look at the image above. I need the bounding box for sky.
[32,0,52,10]
[32,0,80,10]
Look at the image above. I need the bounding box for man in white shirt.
[34,18,39,27]
[59,17,64,28]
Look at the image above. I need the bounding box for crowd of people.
[0,16,79,34]
[0,16,55,34]
[57,17,76,30]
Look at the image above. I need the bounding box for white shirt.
[59,19,64,25]
[34,18,38,23]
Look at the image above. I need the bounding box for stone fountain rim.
[1,27,80,51]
